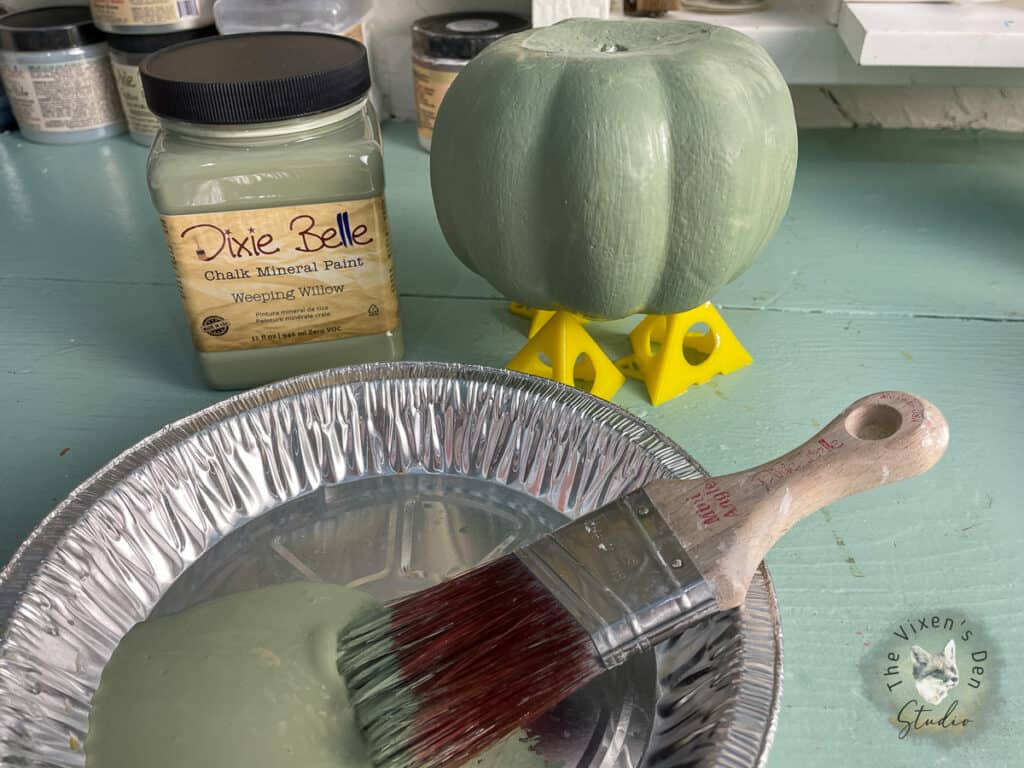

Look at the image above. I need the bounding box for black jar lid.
[412,13,530,61]
[0,6,104,53]
[140,32,371,125]
[107,25,217,56]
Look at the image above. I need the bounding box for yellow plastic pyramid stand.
[507,311,624,400]
[617,303,752,406]
[509,303,590,338]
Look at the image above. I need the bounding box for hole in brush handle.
[806,391,949,502]
[845,403,903,441]
[644,391,948,610]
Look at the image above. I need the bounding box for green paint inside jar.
[142,32,402,390]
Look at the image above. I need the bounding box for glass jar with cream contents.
[411,12,529,151]
[108,26,216,146]
[142,32,402,390]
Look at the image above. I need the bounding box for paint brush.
[339,392,948,768]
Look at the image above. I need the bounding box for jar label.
[413,61,460,142]
[90,0,207,27]
[160,197,400,353]
[0,55,124,133]
[111,60,159,139]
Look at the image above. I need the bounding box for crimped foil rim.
[0,361,782,768]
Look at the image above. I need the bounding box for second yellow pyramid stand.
[616,303,752,406]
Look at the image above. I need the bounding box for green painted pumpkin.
[430,19,797,319]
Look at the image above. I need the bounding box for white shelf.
[839,2,1024,68]
[602,0,1024,85]
[664,0,842,84]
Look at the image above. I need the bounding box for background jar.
[107,26,215,146]
[0,82,12,131]
[411,12,529,152]
[142,32,402,390]
[0,6,125,144]
[90,0,215,35]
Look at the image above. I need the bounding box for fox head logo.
[911,639,959,705]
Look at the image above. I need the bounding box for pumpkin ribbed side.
[431,19,797,320]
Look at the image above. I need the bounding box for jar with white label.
[411,12,528,151]
[90,0,214,35]
[142,32,402,390]
[0,6,125,144]
[107,26,215,146]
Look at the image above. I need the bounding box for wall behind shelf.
[792,85,1024,130]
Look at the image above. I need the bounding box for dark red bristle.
[351,554,604,768]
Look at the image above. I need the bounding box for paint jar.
[107,26,214,146]
[0,83,13,130]
[90,0,214,35]
[142,32,402,390]
[0,7,125,144]
[0,4,12,131]
[411,12,528,151]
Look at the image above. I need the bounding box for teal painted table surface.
[1,122,1022,766]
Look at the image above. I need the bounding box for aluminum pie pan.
[0,362,782,768]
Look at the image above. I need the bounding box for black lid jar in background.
[89,0,214,36]
[140,33,402,391]
[411,12,529,151]
[107,25,216,146]
[0,6,125,143]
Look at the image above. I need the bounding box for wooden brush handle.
[644,392,949,609]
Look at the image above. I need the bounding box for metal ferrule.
[516,489,717,669]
